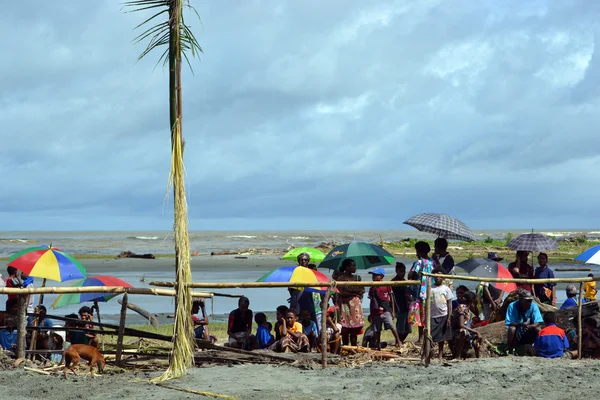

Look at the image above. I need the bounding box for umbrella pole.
[578,282,584,360]
[28,278,47,360]
[321,288,331,369]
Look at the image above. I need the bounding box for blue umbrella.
[575,245,600,265]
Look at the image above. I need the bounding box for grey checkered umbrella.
[506,233,558,251]
[403,213,477,242]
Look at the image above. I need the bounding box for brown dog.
[62,344,105,379]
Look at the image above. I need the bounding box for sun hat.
[368,267,386,277]
[487,252,503,261]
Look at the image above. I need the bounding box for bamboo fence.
[5,272,597,368]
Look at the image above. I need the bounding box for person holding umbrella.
[508,251,534,294]
[334,259,365,346]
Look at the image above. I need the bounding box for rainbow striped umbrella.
[257,265,333,293]
[8,245,87,282]
[51,275,133,309]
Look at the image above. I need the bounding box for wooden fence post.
[16,295,27,359]
[115,293,128,366]
[422,279,432,366]
[578,283,584,360]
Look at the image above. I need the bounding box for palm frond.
[124,0,202,69]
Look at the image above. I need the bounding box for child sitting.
[300,310,318,350]
[580,317,600,358]
[451,291,482,359]
[227,296,253,350]
[279,310,310,353]
[321,306,341,354]
[528,311,571,358]
[361,315,388,348]
[254,312,274,350]
[273,305,289,342]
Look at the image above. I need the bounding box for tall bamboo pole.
[422,279,432,367]
[116,293,128,366]
[16,295,27,359]
[578,282,584,359]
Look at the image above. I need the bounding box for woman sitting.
[279,310,310,353]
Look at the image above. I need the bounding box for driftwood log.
[118,298,159,328]
[210,250,240,256]
[116,251,155,259]
[477,300,600,344]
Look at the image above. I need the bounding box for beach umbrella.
[8,245,87,282]
[456,258,517,293]
[282,247,326,263]
[403,213,477,242]
[506,233,559,252]
[50,275,133,309]
[257,265,333,293]
[318,242,395,270]
[575,245,600,265]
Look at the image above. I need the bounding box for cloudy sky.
[1,0,599,231]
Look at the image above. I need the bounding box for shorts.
[194,325,205,339]
[326,323,342,337]
[372,311,394,333]
[515,327,538,345]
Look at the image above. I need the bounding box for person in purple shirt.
[560,285,578,310]
[534,253,556,305]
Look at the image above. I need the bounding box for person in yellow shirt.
[279,310,310,352]
[583,274,597,303]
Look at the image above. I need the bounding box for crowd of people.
[189,240,600,360]
[0,266,100,356]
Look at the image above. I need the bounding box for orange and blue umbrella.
[8,245,86,282]
[257,265,333,293]
[51,275,133,309]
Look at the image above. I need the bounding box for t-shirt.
[504,300,544,326]
[534,324,570,358]
[279,321,303,336]
[430,284,454,318]
[391,277,409,313]
[256,325,274,349]
[27,317,54,329]
[534,266,556,301]
[560,298,578,310]
[584,282,597,300]
[435,254,455,275]
[301,320,318,337]
[228,308,253,334]
[368,286,393,314]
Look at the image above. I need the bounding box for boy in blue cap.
[368,267,402,349]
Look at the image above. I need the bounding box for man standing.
[534,253,556,305]
[505,291,544,354]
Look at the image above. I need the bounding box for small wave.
[0,239,32,243]
[289,236,311,240]
[127,236,159,240]
[226,235,258,239]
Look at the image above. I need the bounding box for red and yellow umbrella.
[8,245,86,282]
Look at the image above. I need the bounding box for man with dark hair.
[505,291,543,354]
[433,238,455,275]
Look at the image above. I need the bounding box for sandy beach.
[2,357,599,399]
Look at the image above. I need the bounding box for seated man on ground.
[227,296,253,350]
[526,311,571,358]
[192,299,212,342]
[505,291,543,355]
[255,312,274,350]
[560,285,578,310]
[279,310,310,353]
[451,291,482,359]
[300,310,318,350]
[273,305,288,343]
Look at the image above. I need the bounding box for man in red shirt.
[368,267,402,349]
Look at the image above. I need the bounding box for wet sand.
[2,357,600,399]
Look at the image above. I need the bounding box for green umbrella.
[318,242,396,270]
[282,247,326,263]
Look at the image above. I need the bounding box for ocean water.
[1,229,599,257]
